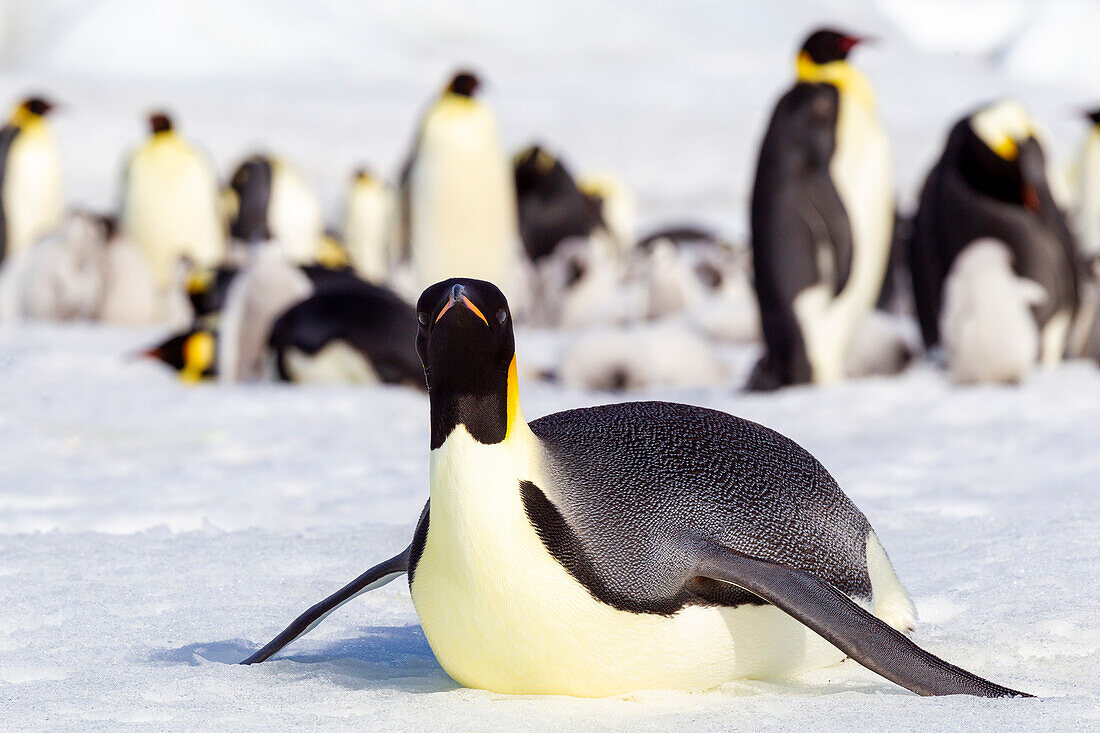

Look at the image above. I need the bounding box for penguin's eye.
[496,309,508,326]
[417,311,430,327]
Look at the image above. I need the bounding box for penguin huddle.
[745,29,1095,389]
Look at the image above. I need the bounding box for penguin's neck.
[428,356,537,511]
[429,355,528,449]
[9,110,45,133]
[796,54,875,111]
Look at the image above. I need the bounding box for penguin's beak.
[842,34,873,52]
[435,283,489,327]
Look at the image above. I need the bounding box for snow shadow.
[157,624,456,693]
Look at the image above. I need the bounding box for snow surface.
[2,325,1099,729]
[1,0,1099,729]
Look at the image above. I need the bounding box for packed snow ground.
[1,326,1099,729]
[2,0,1100,729]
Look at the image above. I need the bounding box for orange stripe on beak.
[434,294,489,327]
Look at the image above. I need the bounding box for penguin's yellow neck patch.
[796,52,876,111]
[181,332,215,384]
[505,355,524,440]
[9,108,44,130]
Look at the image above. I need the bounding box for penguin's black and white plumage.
[121,112,225,289]
[0,96,63,262]
[398,71,521,296]
[908,100,1079,365]
[749,29,894,390]
[343,168,398,282]
[513,144,604,262]
[227,154,324,263]
[268,279,424,387]
[241,277,1030,699]
[146,275,419,387]
[1072,109,1100,262]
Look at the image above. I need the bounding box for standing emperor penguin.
[227,154,324,263]
[399,71,521,296]
[121,112,225,289]
[749,29,894,390]
[343,168,398,282]
[1072,109,1100,261]
[908,100,1078,364]
[0,96,63,262]
[242,278,1031,700]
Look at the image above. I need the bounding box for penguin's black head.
[1085,109,1100,126]
[800,28,864,64]
[148,112,173,134]
[22,97,54,116]
[446,71,481,98]
[142,329,218,383]
[513,144,570,195]
[416,278,516,448]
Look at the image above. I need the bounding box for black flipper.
[240,546,410,665]
[695,544,1032,698]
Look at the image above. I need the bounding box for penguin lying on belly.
[908,100,1078,366]
[143,275,422,388]
[240,277,1031,699]
[268,279,424,387]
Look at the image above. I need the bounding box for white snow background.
[0,0,1098,729]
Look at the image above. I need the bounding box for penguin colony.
[5,48,1093,389]
[2,24,1091,698]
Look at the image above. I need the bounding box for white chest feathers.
[408,97,519,293]
[941,238,1046,384]
[793,79,895,384]
[410,426,866,697]
[123,135,225,288]
[3,122,63,258]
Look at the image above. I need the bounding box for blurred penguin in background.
[632,229,760,344]
[268,278,424,387]
[1072,109,1100,263]
[217,242,313,383]
[145,276,422,387]
[558,321,726,392]
[0,211,193,326]
[748,28,894,390]
[121,112,225,290]
[226,154,324,263]
[513,144,605,262]
[533,235,643,328]
[143,328,218,383]
[940,239,1046,384]
[0,211,104,321]
[0,96,63,262]
[399,70,521,298]
[908,100,1078,366]
[577,171,637,259]
[343,167,398,282]
[1068,109,1100,359]
[98,216,192,327]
